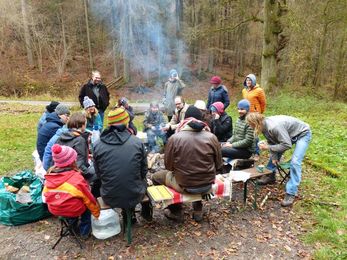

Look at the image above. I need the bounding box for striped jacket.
[242,85,266,113]
[227,115,255,153]
[43,168,100,218]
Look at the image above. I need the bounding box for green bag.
[0,170,51,226]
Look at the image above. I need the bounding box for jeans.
[221,147,252,160]
[67,210,91,236]
[266,131,312,196]
[99,110,105,127]
[146,128,167,153]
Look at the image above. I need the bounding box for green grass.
[0,93,346,258]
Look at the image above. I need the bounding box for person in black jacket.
[210,101,232,142]
[56,112,96,185]
[79,70,110,125]
[93,107,152,221]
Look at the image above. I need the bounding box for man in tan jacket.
[153,106,223,222]
[163,96,189,138]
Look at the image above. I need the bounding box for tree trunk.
[261,0,285,92]
[59,4,68,76]
[21,0,34,67]
[110,0,120,78]
[175,0,184,74]
[83,0,93,70]
[333,33,346,100]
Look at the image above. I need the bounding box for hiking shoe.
[164,208,184,223]
[281,193,295,207]
[192,211,203,223]
[258,173,276,185]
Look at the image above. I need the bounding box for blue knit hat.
[237,99,250,112]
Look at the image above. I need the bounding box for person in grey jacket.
[246,113,312,207]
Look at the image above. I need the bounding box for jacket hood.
[46,112,63,124]
[59,130,82,142]
[44,169,75,188]
[100,125,131,145]
[243,74,256,87]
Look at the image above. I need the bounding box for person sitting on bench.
[93,108,152,222]
[152,106,223,222]
[43,144,100,239]
[222,99,255,160]
[246,113,312,207]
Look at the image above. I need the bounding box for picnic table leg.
[243,180,248,206]
[126,209,132,245]
[253,180,258,210]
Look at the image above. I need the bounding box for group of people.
[37,69,311,238]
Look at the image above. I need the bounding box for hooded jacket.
[207,85,230,110]
[164,79,186,116]
[56,130,91,179]
[37,112,64,161]
[93,125,147,209]
[79,80,110,111]
[165,124,223,188]
[43,168,100,218]
[242,74,266,113]
[210,103,233,142]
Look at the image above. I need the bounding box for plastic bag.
[91,129,100,144]
[92,209,121,239]
[0,170,51,226]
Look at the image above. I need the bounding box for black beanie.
[46,101,60,113]
[185,105,202,121]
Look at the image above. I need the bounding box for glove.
[202,193,214,201]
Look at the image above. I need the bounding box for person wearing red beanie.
[207,76,230,110]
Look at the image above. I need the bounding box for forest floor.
[0,173,313,259]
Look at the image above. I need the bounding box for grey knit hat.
[55,104,70,115]
[83,96,95,109]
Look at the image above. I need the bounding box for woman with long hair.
[246,112,312,207]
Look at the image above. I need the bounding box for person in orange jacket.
[242,74,266,159]
[43,144,100,238]
[242,74,266,113]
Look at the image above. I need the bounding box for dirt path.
[0,184,311,259]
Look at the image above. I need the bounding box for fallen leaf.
[44,235,50,240]
[284,245,292,252]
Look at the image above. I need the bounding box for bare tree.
[83,0,93,70]
[21,0,34,66]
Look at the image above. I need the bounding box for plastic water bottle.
[91,126,100,144]
[91,209,121,239]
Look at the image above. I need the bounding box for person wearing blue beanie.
[221,99,255,163]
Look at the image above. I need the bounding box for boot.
[281,193,295,207]
[192,201,203,223]
[258,172,276,185]
[140,201,153,222]
[164,204,183,222]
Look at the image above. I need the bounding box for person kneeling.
[43,144,100,239]
[152,106,223,222]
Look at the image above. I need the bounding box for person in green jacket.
[221,99,255,159]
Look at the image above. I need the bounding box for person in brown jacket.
[153,106,223,222]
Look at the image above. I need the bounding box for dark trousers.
[67,209,91,236]
[221,147,252,160]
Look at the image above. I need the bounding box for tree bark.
[333,33,346,100]
[110,0,120,78]
[21,0,34,66]
[83,0,93,70]
[261,0,287,92]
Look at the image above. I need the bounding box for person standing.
[242,74,266,160]
[79,70,110,125]
[163,69,186,121]
[246,113,312,207]
[206,76,230,110]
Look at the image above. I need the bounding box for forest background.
[0,0,346,259]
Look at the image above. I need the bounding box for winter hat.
[237,99,250,112]
[184,105,202,121]
[46,101,60,113]
[210,102,224,114]
[55,104,70,116]
[108,107,130,126]
[243,74,256,87]
[209,76,222,85]
[52,144,77,168]
[169,69,178,78]
[194,100,207,111]
[150,102,159,108]
[83,96,95,109]
[119,97,128,106]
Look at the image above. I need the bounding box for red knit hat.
[209,76,222,85]
[52,144,77,168]
[211,101,224,114]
